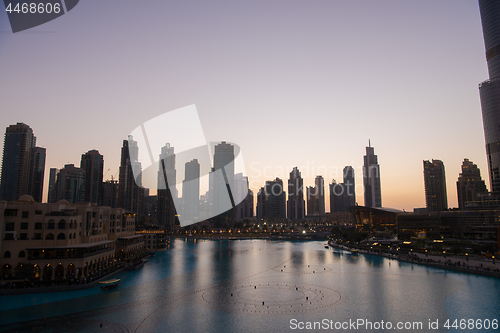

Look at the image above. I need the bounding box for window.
[4,234,13,240]
[18,251,25,258]
[22,211,29,219]
[4,209,17,217]
[21,222,28,230]
[35,210,42,215]
[58,220,66,229]
[57,233,66,240]
[3,251,11,258]
[19,233,28,240]
[45,233,54,240]
[47,220,55,229]
[92,212,96,218]
[35,223,42,230]
[5,223,14,231]
[33,233,42,240]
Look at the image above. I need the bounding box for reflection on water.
[0,239,499,333]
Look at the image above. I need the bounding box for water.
[0,239,499,332]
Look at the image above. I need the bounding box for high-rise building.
[80,150,104,205]
[213,142,235,215]
[264,178,286,220]
[287,167,305,220]
[256,187,266,220]
[103,179,119,208]
[423,159,448,212]
[457,158,488,210]
[330,166,356,213]
[118,136,144,217]
[479,1,500,194]
[234,173,253,221]
[363,141,382,207]
[307,176,325,216]
[53,164,85,204]
[0,123,45,202]
[47,168,58,203]
[182,159,200,222]
[157,143,177,230]
[29,147,46,203]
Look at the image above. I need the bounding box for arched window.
[4,251,11,258]
[69,233,72,239]
[47,219,55,229]
[73,233,76,239]
[45,233,54,240]
[57,233,66,240]
[58,220,66,229]
[18,250,26,258]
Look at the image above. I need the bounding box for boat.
[99,279,121,290]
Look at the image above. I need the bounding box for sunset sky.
[0,0,489,212]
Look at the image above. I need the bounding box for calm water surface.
[0,239,499,332]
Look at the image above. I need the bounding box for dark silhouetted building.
[307,175,325,217]
[287,167,305,220]
[53,164,85,204]
[80,150,104,205]
[457,158,488,210]
[264,178,286,220]
[30,147,46,203]
[47,167,57,203]
[182,159,200,222]
[330,166,356,213]
[423,159,448,212]
[157,143,177,230]
[479,0,500,194]
[234,173,253,221]
[0,123,45,202]
[363,141,382,207]
[118,136,144,217]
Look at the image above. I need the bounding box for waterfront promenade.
[328,242,500,278]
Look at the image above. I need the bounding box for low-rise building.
[0,195,145,280]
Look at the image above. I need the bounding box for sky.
[0,0,490,212]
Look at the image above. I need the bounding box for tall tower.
[363,141,382,207]
[0,123,36,202]
[330,166,356,213]
[157,143,177,230]
[307,176,325,216]
[456,158,488,209]
[47,167,58,203]
[479,1,500,194]
[182,159,200,222]
[80,150,104,205]
[342,166,356,208]
[30,146,46,203]
[118,136,144,216]
[213,141,235,218]
[423,159,448,212]
[265,178,286,220]
[287,167,305,220]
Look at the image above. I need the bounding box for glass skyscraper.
[479,0,500,194]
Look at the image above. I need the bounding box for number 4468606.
[444,319,498,330]
[5,2,61,14]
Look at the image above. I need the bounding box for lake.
[1,238,499,332]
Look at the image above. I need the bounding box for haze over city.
[0,0,489,211]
